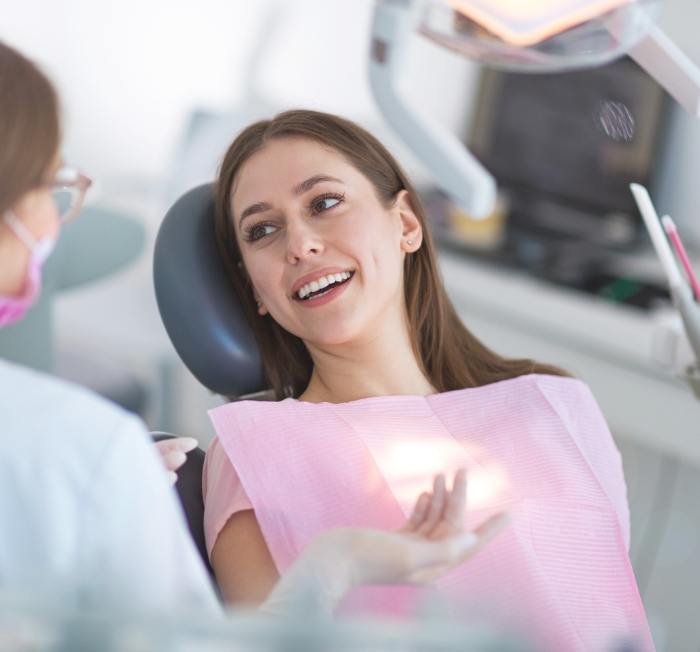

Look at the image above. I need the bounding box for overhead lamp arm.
[369,0,497,219]
[627,24,700,118]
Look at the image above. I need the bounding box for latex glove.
[152,435,199,485]
[260,469,509,616]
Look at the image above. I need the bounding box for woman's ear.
[395,190,422,252]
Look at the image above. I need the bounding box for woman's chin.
[301,321,366,348]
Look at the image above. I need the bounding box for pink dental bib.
[208,374,653,651]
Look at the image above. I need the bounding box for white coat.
[0,359,220,616]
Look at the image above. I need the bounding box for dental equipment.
[370,0,700,397]
[662,215,700,302]
[631,184,700,398]
[369,0,700,217]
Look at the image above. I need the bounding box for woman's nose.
[285,219,324,264]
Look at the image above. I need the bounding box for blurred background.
[1,1,698,649]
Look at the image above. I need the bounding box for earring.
[406,239,414,245]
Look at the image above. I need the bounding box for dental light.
[369,0,700,219]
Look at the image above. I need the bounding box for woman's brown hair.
[0,41,60,214]
[215,109,567,399]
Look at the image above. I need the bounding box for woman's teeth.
[297,271,353,300]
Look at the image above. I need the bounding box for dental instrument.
[662,215,700,302]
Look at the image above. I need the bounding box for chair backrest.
[153,183,265,398]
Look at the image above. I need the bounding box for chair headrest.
[153,183,265,397]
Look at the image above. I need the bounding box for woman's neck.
[299,311,436,404]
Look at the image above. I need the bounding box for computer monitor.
[468,56,669,220]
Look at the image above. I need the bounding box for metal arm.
[628,24,700,118]
[369,0,497,219]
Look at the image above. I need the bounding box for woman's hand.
[341,468,509,586]
[260,469,509,615]
[152,436,199,485]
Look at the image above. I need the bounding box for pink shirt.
[203,374,653,651]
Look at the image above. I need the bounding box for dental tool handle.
[630,183,685,291]
[661,215,700,302]
[629,184,700,398]
[369,0,497,218]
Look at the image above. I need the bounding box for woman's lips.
[295,272,353,308]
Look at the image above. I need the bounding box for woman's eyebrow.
[238,175,344,229]
[239,201,272,227]
[291,174,343,196]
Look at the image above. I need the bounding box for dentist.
[0,41,221,615]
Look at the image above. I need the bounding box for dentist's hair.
[0,41,60,215]
[215,109,567,399]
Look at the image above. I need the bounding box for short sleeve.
[202,436,254,559]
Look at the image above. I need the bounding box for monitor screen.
[468,56,669,216]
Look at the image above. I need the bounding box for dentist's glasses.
[51,166,92,223]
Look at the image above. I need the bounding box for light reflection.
[597,100,635,142]
[367,437,510,515]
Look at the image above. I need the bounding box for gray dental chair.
[153,183,266,577]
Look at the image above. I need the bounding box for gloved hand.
[152,435,199,485]
[260,469,509,616]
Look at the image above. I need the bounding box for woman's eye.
[247,223,277,241]
[312,194,343,214]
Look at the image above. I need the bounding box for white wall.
[4,1,700,231]
[0,0,478,194]
[0,0,480,435]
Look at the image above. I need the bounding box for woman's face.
[231,137,421,347]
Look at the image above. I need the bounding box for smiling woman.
[204,109,653,651]
[214,110,566,401]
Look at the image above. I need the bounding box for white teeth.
[296,271,353,300]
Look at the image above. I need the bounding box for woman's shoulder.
[435,372,591,409]
[499,371,587,392]
[483,372,593,405]
[492,373,604,430]
[521,373,600,416]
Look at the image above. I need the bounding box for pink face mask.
[0,211,56,327]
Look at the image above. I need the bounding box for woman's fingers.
[443,468,467,529]
[153,437,198,481]
[416,473,446,536]
[401,469,467,537]
[161,450,187,472]
[406,511,510,582]
[154,437,198,455]
[402,492,432,532]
